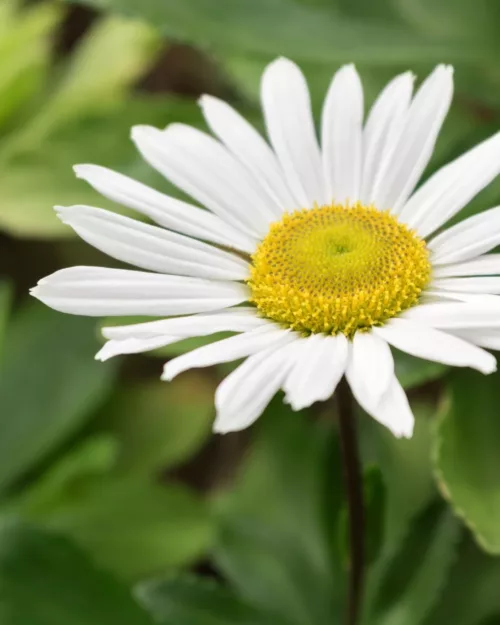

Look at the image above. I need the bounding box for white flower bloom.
[32,58,500,438]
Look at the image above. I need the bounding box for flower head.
[32,58,500,438]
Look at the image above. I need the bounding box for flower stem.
[337,379,365,625]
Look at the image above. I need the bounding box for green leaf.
[102,376,214,475]
[0,97,191,238]
[8,430,214,579]
[138,576,289,625]
[44,478,215,580]
[393,350,447,390]
[0,302,117,494]
[361,403,441,622]
[371,504,460,625]
[213,401,342,625]
[360,402,437,554]
[0,521,156,625]
[424,538,500,625]
[18,15,160,143]
[13,436,119,517]
[435,369,500,554]
[395,0,497,42]
[0,2,59,129]
[68,0,495,64]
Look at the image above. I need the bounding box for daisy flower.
[32,58,500,438]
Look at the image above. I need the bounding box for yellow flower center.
[248,202,431,337]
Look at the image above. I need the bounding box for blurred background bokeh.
[2,1,500,623]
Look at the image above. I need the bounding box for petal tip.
[130,124,156,143]
[160,364,175,382]
[73,164,92,178]
[481,357,497,375]
[198,93,215,107]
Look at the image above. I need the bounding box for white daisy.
[32,58,500,438]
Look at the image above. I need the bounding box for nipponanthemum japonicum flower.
[32,59,500,438]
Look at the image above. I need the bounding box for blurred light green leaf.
[435,369,500,554]
[0,97,193,238]
[0,521,157,625]
[0,7,179,239]
[0,0,19,34]
[137,576,289,625]
[370,504,460,625]
[0,302,117,494]
[102,375,214,475]
[0,2,60,129]
[68,0,496,64]
[14,15,161,145]
[45,478,215,581]
[214,401,342,625]
[424,538,500,625]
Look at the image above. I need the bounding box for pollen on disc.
[248,202,431,336]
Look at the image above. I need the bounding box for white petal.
[321,64,363,204]
[261,57,325,208]
[402,302,500,329]
[162,324,295,381]
[96,335,179,361]
[347,368,415,439]
[283,333,348,410]
[102,307,265,339]
[374,318,496,374]
[349,332,394,404]
[199,95,296,212]
[73,164,256,253]
[429,205,500,264]
[432,255,500,278]
[31,267,250,317]
[57,205,250,281]
[423,290,500,306]
[132,124,274,237]
[371,65,453,213]
[450,328,500,351]
[431,277,500,295]
[361,72,414,204]
[400,131,500,237]
[214,342,297,433]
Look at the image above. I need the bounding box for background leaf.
[424,537,500,625]
[68,0,497,64]
[40,478,215,580]
[0,303,117,494]
[13,15,161,143]
[101,375,214,475]
[370,504,460,625]
[435,369,500,554]
[0,97,192,238]
[138,576,289,625]
[213,400,342,625]
[0,2,60,128]
[0,521,157,625]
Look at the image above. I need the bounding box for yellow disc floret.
[248,202,431,336]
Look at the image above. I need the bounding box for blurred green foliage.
[2,0,500,623]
